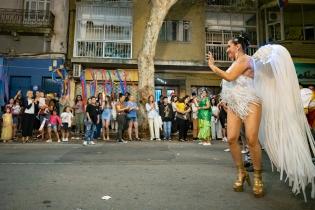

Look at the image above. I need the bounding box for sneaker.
[57,140,61,143]
[224,148,230,152]
[150,139,154,141]
[202,142,212,146]
[90,141,95,145]
[222,137,228,142]
[83,141,88,146]
[156,138,161,141]
[198,142,203,145]
[118,140,127,144]
[46,139,52,143]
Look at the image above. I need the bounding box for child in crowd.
[12,100,21,140]
[47,110,62,143]
[38,92,46,108]
[111,97,118,132]
[1,107,13,143]
[37,92,49,140]
[60,106,73,142]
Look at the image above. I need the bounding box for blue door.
[10,76,31,99]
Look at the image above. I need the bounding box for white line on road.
[0,162,73,165]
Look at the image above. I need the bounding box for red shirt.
[49,115,62,125]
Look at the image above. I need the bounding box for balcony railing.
[206,44,257,62]
[207,0,257,9]
[75,40,132,59]
[0,8,54,30]
[272,40,315,59]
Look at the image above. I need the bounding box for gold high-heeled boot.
[233,166,251,192]
[253,169,264,198]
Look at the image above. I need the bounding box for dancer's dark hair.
[232,33,250,52]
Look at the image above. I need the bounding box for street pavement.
[0,141,314,210]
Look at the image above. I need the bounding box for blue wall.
[5,57,64,98]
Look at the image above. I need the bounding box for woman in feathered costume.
[208,34,315,201]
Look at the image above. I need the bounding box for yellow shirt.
[176,102,185,113]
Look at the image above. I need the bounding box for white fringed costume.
[221,44,315,202]
[221,72,261,120]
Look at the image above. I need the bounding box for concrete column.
[280,7,285,41]
[50,0,69,54]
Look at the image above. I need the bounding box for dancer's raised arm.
[208,51,249,82]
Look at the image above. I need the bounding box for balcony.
[272,40,315,59]
[75,40,132,59]
[205,43,257,63]
[0,8,54,34]
[206,0,258,11]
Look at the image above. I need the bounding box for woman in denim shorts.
[126,95,140,141]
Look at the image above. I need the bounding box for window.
[205,12,257,44]
[24,0,50,21]
[155,89,162,102]
[167,89,175,97]
[304,26,315,41]
[74,2,132,58]
[159,20,191,42]
[205,11,258,61]
[268,23,281,42]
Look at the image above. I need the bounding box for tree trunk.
[137,0,178,135]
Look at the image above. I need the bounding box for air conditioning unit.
[73,64,82,78]
[268,12,280,22]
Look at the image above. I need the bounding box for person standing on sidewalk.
[73,95,85,135]
[21,91,37,143]
[210,98,222,140]
[60,106,74,142]
[159,96,173,141]
[191,92,199,140]
[84,97,99,145]
[197,90,212,146]
[176,96,191,142]
[146,95,161,141]
[116,93,129,143]
[126,95,140,141]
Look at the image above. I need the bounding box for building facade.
[68,0,315,101]
[258,0,315,85]
[69,0,260,100]
[0,0,69,103]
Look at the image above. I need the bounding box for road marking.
[0,162,73,165]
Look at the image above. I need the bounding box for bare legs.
[102,120,110,140]
[227,103,263,197]
[227,104,262,170]
[227,110,242,167]
[47,127,60,142]
[243,104,262,170]
[128,120,139,140]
